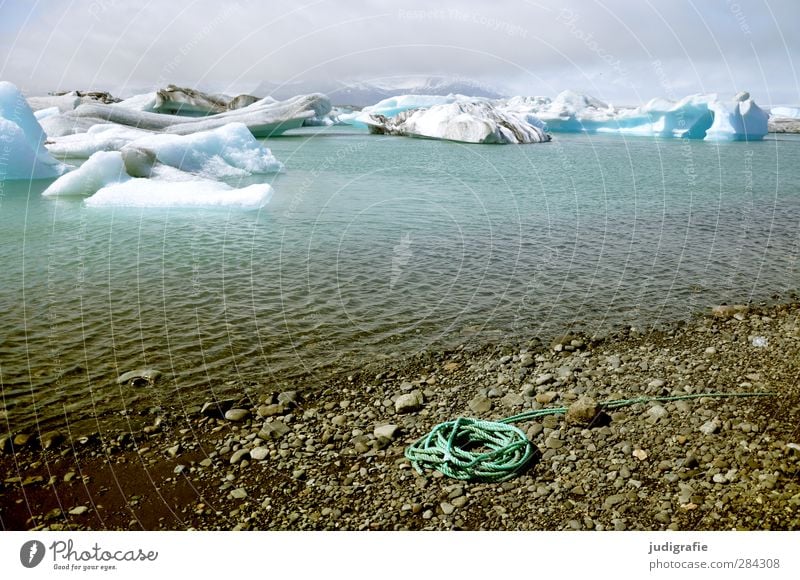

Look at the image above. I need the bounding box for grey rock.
[374,424,400,440]
[257,404,286,417]
[250,447,269,461]
[277,391,299,407]
[500,392,524,408]
[565,396,599,426]
[258,420,291,440]
[648,378,666,389]
[230,449,250,465]
[395,391,423,414]
[699,420,720,435]
[603,494,626,509]
[520,353,534,367]
[606,355,621,369]
[647,405,669,422]
[440,502,455,515]
[535,374,555,386]
[225,408,250,422]
[468,394,492,414]
[230,488,248,499]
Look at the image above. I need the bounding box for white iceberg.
[0,81,70,180]
[353,90,769,141]
[365,101,550,144]
[46,122,283,178]
[42,150,272,210]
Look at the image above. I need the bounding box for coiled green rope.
[405,391,775,482]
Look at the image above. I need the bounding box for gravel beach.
[2,301,799,531]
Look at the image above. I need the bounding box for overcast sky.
[1,0,798,105]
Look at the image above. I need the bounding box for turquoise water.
[2,128,799,435]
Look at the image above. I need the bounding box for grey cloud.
[0,0,797,105]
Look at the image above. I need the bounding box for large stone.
[500,393,524,408]
[565,396,599,426]
[395,391,423,414]
[468,394,492,414]
[374,424,400,440]
[258,420,290,440]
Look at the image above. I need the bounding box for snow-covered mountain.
[250,76,508,107]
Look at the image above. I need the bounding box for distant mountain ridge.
[250,76,508,107]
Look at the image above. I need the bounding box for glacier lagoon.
[2,126,799,435]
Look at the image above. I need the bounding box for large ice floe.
[42,150,273,209]
[365,101,550,144]
[42,123,281,209]
[46,93,331,138]
[0,81,70,180]
[347,90,770,141]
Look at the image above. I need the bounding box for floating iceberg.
[46,122,284,178]
[365,101,550,144]
[0,81,70,180]
[351,90,769,141]
[42,150,273,209]
[340,94,467,127]
[62,93,330,137]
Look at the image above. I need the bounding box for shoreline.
[1,300,799,531]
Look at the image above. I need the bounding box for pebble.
[699,420,720,435]
[647,405,668,422]
[535,374,555,386]
[69,506,89,516]
[648,378,666,389]
[440,502,455,515]
[230,488,248,499]
[230,449,250,465]
[225,408,250,422]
